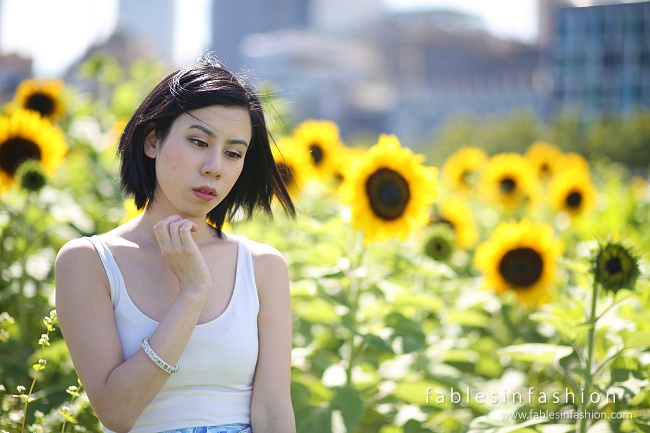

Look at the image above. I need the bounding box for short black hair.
[118,55,295,236]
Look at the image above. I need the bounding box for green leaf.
[607,368,650,405]
[364,333,394,353]
[403,419,430,433]
[394,293,444,314]
[621,330,650,349]
[447,309,490,328]
[295,405,332,433]
[539,425,575,433]
[293,297,339,324]
[443,349,479,364]
[497,344,573,365]
[394,381,449,408]
[385,313,426,353]
[58,410,77,423]
[633,416,650,432]
[331,386,364,433]
[529,312,583,340]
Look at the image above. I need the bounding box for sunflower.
[13,79,66,121]
[339,134,437,244]
[475,219,563,307]
[441,147,487,192]
[478,153,541,212]
[557,152,590,174]
[432,195,478,249]
[336,145,367,184]
[525,141,563,180]
[271,137,315,199]
[548,168,597,218]
[0,109,67,191]
[121,198,143,224]
[103,117,129,151]
[292,119,345,181]
[593,241,639,294]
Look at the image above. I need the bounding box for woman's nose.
[202,151,223,178]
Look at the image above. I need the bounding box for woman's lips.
[193,188,216,201]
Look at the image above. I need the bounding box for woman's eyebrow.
[228,139,249,147]
[188,124,216,138]
[188,124,249,147]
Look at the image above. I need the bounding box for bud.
[38,333,50,346]
[424,223,455,262]
[16,159,47,192]
[593,241,640,294]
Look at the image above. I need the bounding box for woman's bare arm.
[55,216,212,433]
[250,243,296,433]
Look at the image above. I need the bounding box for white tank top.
[86,235,259,433]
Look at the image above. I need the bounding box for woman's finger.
[179,220,196,248]
[168,219,187,250]
[153,222,164,248]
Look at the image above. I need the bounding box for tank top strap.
[85,235,123,308]
[233,235,260,313]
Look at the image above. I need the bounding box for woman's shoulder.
[237,236,286,267]
[55,237,110,296]
[56,236,96,264]
[56,225,132,272]
[234,236,288,290]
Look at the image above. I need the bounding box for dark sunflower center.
[0,138,42,176]
[498,247,544,288]
[309,144,324,165]
[276,163,295,187]
[566,191,582,208]
[365,168,411,221]
[605,257,622,275]
[460,170,471,185]
[500,177,516,193]
[541,163,550,173]
[25,92,55,116]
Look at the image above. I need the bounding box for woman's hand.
[153,215,212,297]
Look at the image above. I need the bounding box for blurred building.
[547,0,650,118]
[117,0,175,64]
[0,54,32,103]
[0,0,33,102]
[212,0,310,70]
[221,3,544,142]
[376,10,544,142]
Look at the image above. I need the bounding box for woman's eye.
[226,150,242,159]
[190,138,208,147]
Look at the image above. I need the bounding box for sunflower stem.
[345,233,366,387]
[17,192,32,352]
[577,280,599,433]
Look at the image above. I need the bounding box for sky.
[0,0,538,77]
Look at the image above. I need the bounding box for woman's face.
[144,105,252,219]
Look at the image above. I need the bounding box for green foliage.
[1,52,649,433]
[425,109,650,169]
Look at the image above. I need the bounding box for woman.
[55,56,296,433]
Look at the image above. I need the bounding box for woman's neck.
[129,206,220,248]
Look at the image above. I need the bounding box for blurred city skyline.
[0,0,538,76]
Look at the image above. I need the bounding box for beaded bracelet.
[141,337,179,374]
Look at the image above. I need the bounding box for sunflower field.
[0,54,649,433]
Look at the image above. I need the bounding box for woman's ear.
[144,130,159,159]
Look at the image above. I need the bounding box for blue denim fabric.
[159,424,251,433]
